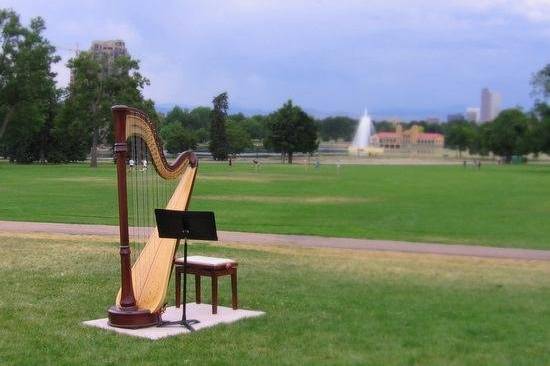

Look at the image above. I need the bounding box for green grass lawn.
[1,162,550,249]
[0,233,549,365]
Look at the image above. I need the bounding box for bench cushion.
[175,255,237,269]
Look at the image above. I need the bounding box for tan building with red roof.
[371,125,444,153]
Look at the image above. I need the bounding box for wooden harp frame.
[108,105,198,328]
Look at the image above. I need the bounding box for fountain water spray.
[351,109,374,149]
[348,108,383,156]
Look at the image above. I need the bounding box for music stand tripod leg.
[181,234,199,331]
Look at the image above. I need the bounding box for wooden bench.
[174,256,238,314]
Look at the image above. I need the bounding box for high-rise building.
[447,113,465,123]
[480,88,501,122]
[69,40,128,86]
[465,107,480,123]
[90,40,128,75]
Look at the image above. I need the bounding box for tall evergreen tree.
[209,92,229,160]
[531,63,550,102]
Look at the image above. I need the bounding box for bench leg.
[212,275,218,314]
[195,275,201,304]
[175,268,181,308]
[231,270,238,310]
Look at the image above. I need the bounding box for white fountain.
[348,109,383,156]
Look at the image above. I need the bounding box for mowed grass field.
[0,233,549,365]
[1,162,550,249]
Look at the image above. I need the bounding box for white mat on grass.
[83,303,265,340]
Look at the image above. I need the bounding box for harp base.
[107,306,160,329]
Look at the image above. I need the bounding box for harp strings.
[126,120,179,292]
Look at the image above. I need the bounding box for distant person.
[463,160,467,168]
[477,160,481,169]
[228,157,232,166]
[129,159,135,169]
[336,161,342,175]
[142,159,148,171]
[314,159,320,169]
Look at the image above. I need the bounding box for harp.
[108,105,198,328]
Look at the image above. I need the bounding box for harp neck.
[113,105,198,179]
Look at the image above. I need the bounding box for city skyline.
[1,1,548,119]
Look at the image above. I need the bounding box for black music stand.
[155,209,218,331]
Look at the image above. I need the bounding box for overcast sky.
[1,0,549,119]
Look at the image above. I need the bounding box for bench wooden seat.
[174,256,238,314]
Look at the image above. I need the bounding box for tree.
[242,114,268,140]
[531,63,550,101]
[48,97,90,162]
[60,53,103,165]
[228,112,246,124]
[486,109,536,162]
[103,55,156,141]
[374,120,396,133]
[318,116,357,141]
[189,106,212,130]
[413,120,444,134]
[532,103,550,155]
[468,123,491,156]
[162,105,211,143]
[160,123,197,154]
[164,106,189,125]
[226,121,253,155]
[57,52,153,166]
[0,9,25,141]
[0,10,60,163]
[209,92,229,160]
[445,121,475,158]
[264,100,318,164]
[530,64,550,156]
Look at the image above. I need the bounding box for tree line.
[1,8,549,165]
[0,9,319,165]
[0,9,156,165]
[164,96,318,164]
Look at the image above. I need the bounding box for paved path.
[1,220,549,261]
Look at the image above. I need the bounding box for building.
[425,117,441,124]
[480,88,501,122]
[447,113,465,123]
[371,124,444,153]
[90,40,128,75]
[465,107,480,123]
[70,40,128,85]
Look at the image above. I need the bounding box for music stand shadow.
[155,209,218,331]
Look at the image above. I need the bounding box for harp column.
[113,105,136,309]
[108,105,160,328]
